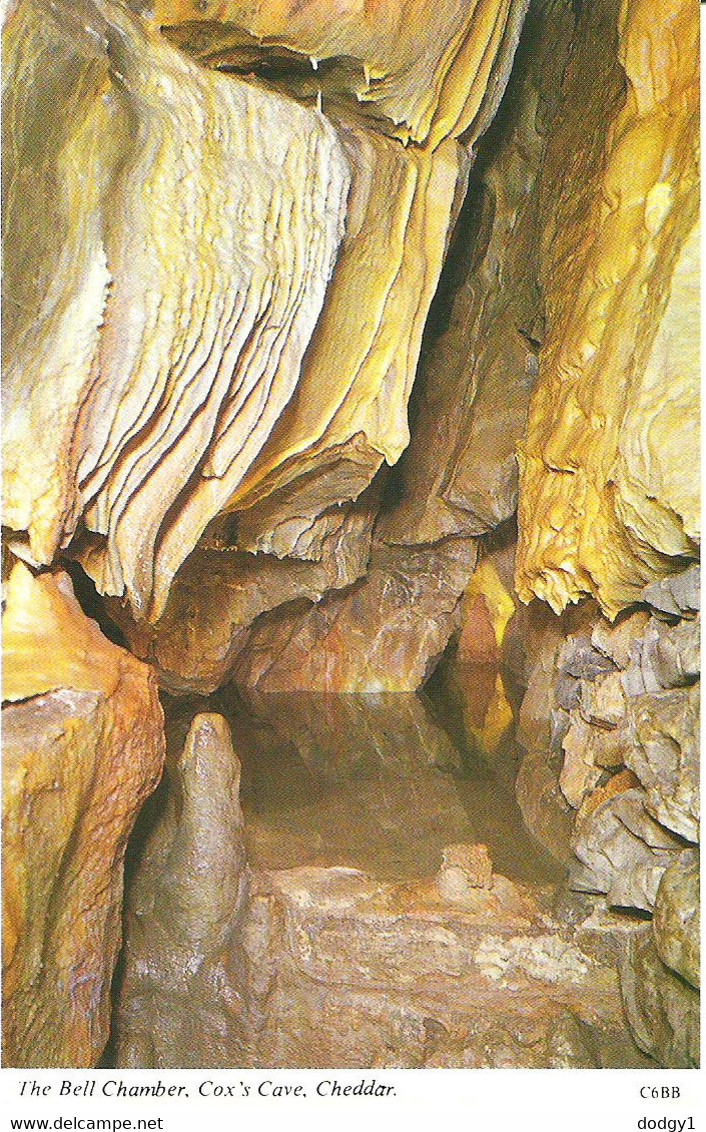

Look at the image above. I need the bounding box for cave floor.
[108,673,654,1070]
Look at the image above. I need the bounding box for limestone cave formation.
[2,0,699,1069]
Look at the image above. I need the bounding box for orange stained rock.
[2,562,165,1066]
[2,563,123,703]
[515,0,699,617]
[577,768,642,828]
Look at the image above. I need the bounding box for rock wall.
[515,0,699,617]
[2,565,165,1067]
[513,566,700,1067]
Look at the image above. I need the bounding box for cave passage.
[136,668,567,887]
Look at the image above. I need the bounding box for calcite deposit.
[3,0,528,628]
[154,0,530,149]
[2,564,164,1067]
[515,0,699,617]
[4,0,348,621]
[115,713,249,1068]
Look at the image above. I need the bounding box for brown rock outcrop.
[437,844,494,901]
[570,788,686,913]
[2,564,164,1067]
[110,495,376,694]
[234,538,478,692]
[513,606,596,863]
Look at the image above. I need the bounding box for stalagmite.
[115,713,249,1068]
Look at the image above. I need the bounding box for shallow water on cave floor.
[107,666,654,1072]
[164,662,564,888]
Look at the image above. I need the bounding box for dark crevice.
[62,558,128,649]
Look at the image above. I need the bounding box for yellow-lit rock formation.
[3,0,529,626]
[224,127,463,552]
[515,0,699,617]
[3,0,348,621]
[2,564,165,1066]
[378,0,574,548]
[154,0,529,149]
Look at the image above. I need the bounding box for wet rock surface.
[110,698,648,1070]
[199,684,563,886]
